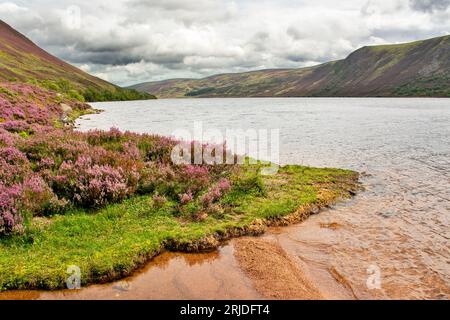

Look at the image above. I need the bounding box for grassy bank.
[0,165,359,291]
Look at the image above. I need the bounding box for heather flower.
[0,146,28,165]
[144,135,177,162]
[38,157,55,169]
[0,183,24,235]
[122,142,141,160]
[0,146,30,186]
[179,165,210,194]
[0,81,241,235]
[54,156,130,208]
[108,127,122,140]
[46,196,70,215]
[21,175,55,215]
[217,178,232,194]
[179,192,193,205]
[201,179,232,208]
[0,120,31,133]
[0,128,16,146]
[183,164,209,177]
[201,187,221,207]
[85,127,123,146]
[0,85,58,127]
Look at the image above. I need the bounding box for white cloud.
[1,0,449,86]
[0,2,27,13]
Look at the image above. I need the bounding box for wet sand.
[233,237,324,300]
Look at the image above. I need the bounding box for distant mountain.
[0,20,154,101]
[130,35,450,98]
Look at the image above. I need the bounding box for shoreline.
[0,169,360,295]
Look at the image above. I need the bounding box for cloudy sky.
[0,0,449,86]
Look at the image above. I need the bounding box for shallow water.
[2,98,449,300]
[0,246,261,300]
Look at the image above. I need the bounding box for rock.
[60,103,73,114]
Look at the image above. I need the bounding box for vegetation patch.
[185,87,217,97]
[29,78,156,102]
[0,164,359,291]
[393,75,450,97]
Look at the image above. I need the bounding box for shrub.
[21,175,56,216]
[122,141,141,160]
[68,90,85,102]
[178,165,210,195]
[152,193,167,209]
[138,162,176,196]
[179,192,194,205]
[0,184,24,235]
[0,83,90,129]
[142,136,176,162]
[0,84,242,236]
[0,128,16,147]
[0,146,31,186]
[53,156,130,208]
[233,169,266,196]
[0,120,31,133]
[200,179,231,207]
[83,87,155,102]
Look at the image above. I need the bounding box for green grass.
[0,86,17,98]
[185,87,216,97]
[393,74,450,97]
[28,78,156,103]
[0,165,359,291]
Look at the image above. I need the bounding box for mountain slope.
[130,35,450,98]
[0,20,154,101]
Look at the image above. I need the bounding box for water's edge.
[0,174,360,300]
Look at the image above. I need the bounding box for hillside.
[130,35,450,98]
[0,20,154,101]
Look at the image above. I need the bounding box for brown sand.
[233,237,324,300]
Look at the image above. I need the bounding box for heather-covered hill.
[131,35,450,98]
[0,20,154,101]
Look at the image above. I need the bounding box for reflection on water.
[1,246,261,300]
[2,98,448,300]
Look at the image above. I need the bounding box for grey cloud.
[287,27,306,41]
[127,0,216,12]
[72,53,142,65]
[285,55,309,63]
[1,0,449,86]
[409,0,450,12]
[125,0,235,25]
[245,32,270,52]
[370,27,438,43]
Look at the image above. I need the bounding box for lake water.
[6,98,448,300]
